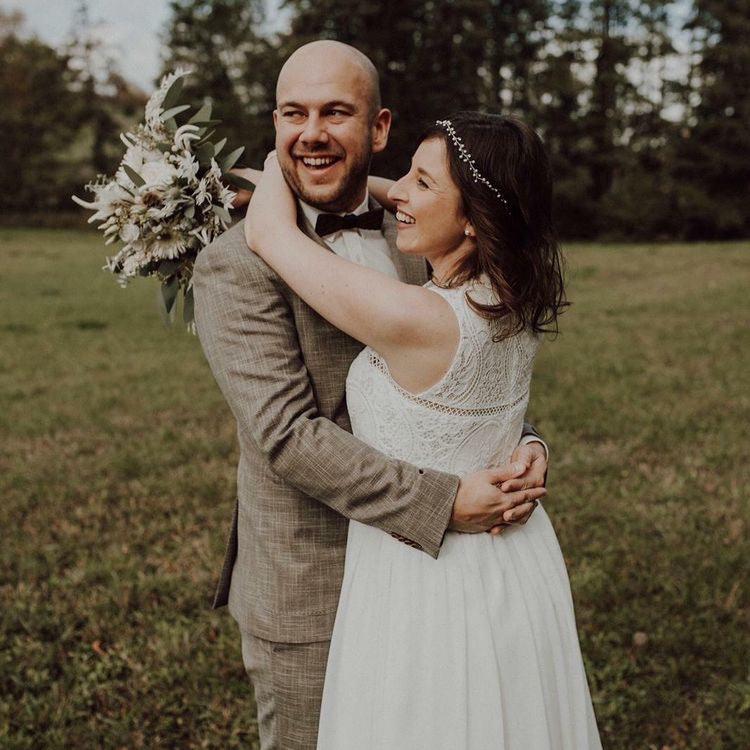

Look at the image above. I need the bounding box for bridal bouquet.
[72,69,254,327]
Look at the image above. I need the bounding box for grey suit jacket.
[193,204,467,642]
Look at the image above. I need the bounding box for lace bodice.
[345,277,540,476]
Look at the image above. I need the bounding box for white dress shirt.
[299,192,400,279]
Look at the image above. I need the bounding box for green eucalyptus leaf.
[190,119,221,129]
[222,146,245,172]
[184,204,195,219]
[159,277,179,320]
[161,75,185,111]
[182,286,195,325]
[161,104,191,121]
[212,204,232,223]
[122,164,146,187]
[213,137,227,157]
[196,129,217,144]
[223,172,256,191]
[158,260,180,277]
[188,103,212,124]
[156,142,172,153]
[195,142,215,165]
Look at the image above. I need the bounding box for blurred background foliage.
[1,0,749,240]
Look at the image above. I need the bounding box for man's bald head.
[276,40,381,120]
[272,40,391,212]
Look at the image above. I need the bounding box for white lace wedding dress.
[316,277,602,750]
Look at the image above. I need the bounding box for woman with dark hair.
[244,112,601,749]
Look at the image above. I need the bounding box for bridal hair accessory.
[435,119,509,208]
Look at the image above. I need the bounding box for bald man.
[193,41,548,749]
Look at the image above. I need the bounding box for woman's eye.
[417,178,429,189]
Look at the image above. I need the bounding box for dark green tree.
[673,0,750,238]
[64,2,146,182]
[281,0,561,177]
[0,14,82,210]
[161,0,280,166]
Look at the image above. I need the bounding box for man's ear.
[272,109,279,131]
[371,108,392,155]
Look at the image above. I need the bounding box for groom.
[193,40,549,750]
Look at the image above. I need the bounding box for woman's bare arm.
[367,176,397,212]
[244,157,458,387]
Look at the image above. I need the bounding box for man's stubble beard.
[280,143,373,213]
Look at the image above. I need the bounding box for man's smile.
[294,154,344,173]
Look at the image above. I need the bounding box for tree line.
[2,0,748,240]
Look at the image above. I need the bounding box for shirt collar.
[299,190,371,232]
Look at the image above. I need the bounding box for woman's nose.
[387,175,408,204]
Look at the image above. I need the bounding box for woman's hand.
[245,153,299,256]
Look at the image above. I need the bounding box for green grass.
[1,229,748,749]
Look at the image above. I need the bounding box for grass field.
[1,228,748,749]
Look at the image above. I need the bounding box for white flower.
[121,253,144,278]
[123,143,163,172]
[194,178,210,206]
[120,223,140,243]
[174,124,201,152]
[73,181,132,223]
[140,159,177,187]
[175,153,199,181]
[190,226,213,247]
[220,184,237,209]
[207,157,223,182]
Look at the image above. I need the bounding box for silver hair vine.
[435,119,509,209]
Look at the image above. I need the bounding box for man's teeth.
[302,157,338,167]
[396,210,415,224]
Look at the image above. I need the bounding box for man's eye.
[283,111,304,120]
[328,109,348,118]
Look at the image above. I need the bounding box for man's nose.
[299,114,329,145]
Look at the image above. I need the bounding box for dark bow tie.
[314,208,384,237]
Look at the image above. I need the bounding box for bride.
[244,111,601,749]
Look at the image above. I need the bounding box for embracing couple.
[193,40,602,749]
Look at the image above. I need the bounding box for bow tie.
[314,208,384,237]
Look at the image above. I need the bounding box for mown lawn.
[1,228,748,749]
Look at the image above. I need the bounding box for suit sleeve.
[192,225,459,558]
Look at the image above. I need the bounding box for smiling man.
[192,40,548,750]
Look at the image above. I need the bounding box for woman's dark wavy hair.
[419,111,568,338]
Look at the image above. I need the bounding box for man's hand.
[487,441,548,535]
[449,461,547,533]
